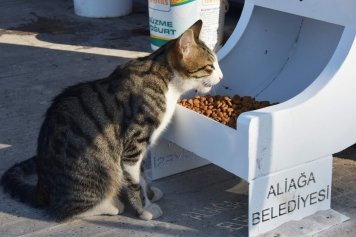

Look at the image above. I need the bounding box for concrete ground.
[0,0,355,236]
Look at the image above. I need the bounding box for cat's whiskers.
[211,83,217,96]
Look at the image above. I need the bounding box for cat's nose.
[219,72,223,80]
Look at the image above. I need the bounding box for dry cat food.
[177,94,277,129]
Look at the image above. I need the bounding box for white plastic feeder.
[155,0,356,236]
[74,0,132,18]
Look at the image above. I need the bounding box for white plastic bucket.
[74,0,132,18]
[148,0,228,51]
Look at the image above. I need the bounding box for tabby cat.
[0,20,223,222]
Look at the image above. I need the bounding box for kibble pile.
[177,94,277,129]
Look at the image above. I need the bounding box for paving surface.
[0,0,355,236]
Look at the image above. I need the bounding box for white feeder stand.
[151,0,356,236]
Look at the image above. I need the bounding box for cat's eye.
[207,64,215,70]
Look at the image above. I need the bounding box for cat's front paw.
[139,203,163,220]
[150,187,163,202]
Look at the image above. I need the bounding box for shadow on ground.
[0,0,152,52]
[334,144,356,162]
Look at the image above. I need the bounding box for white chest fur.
[149,83,181,145]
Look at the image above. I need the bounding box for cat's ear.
[177,29,195,55]
[176,20,202,56]
[189,19,203,40]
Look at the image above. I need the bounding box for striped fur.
[0,20,223,222]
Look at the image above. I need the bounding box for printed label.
[249,156,332,236]
[149,17,177,47]
[171,0,196,7]
[153,148,197,169]
[149,0,171,12]
[147,138,210,180]
[202,0,220,5]
[199,3,223,50]
[149,0,224,50]
[252,172,329,226]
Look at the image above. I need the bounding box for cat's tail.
[0,156,37,206]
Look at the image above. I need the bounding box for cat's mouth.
[203,82,212,88]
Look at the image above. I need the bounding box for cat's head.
[168,20,223,94]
